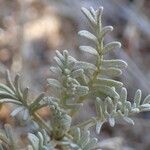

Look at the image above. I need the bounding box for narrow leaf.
[120,87,127,104]
[71,127,81,142]
[125,101,132,111]
[54,56,64,70]
[78,30,97,42]
[49,66,62,75]
[95,6,103,24]
[123,117,134,125]
[83,138,98,150]
[63,50,69,60]
[94,85,120,99]
[100,67,122,77]
[75,85,89,96]
[79,130,90,148]
[71,69,84,78]
[140,104,150,109]
[28,133,39,150]
[23,109,29,120]
[108,117,115,127]
[75,61,96,71]
[55,50,65,62]
[0,99,22,105]
[11,106,24,117]
[22,87,29,101]
[143,95,150,104]
[6,70,16,92]
[95,78,123,88]
[4,124,16,149]
[131,108,140,113]
[0,91,17,100]
[80,46,98,55]
[14,74,24,102]
[81,7,96,25]
[0,83,15,95]
[100,26,113,38]
[134,89,142,107]
[96,121,103,134]
[101,59,128,69]
[47,79,61,89]
[89,7,96,16]
[103,42,121,54]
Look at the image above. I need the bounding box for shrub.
[0,6,150,150]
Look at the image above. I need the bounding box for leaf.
[0,132,9,145]
[101,59,128,69]
[23,109,29,120]
[94,85,120,99]
[78,30,97,42]
[0,99,22,105]
[78,130,90,148]
[89,7,96,16]
[120,87,127,104]
[6,70,16,92]
[49,66,62,75]
[81,7,96,25]
[10,106,24,117]
[100,26,113,38]
[14,74,23,101]
[75,61,96,71]
[100,67,122,77]
[22,88,29,101]
[125,101,132,111]
[0,83,15,95]
[79,46,98,55]
[123,117,134,125]
[94,6,103,26]
[28,133,39,150]
[140,104,150,109]
[131,108,140,113]
[71,69,84,78]
[143,95,150,104]
[95,97,103,119]
[0,91,17,100]
[4,124,16,149]
[54,56,64,70]
[96,121,103,134]
[70,127,81,142]
[134,89,142,107]
[75,85,89,96]
[63,50,69,60]
[95,78,123,88]
[108,117,115,127]
[103,42,121,54]
[83,138,98,150]
[47,79,61,89]
[55,50,65,63]
[71,128,99,150]
[37,132,44,147]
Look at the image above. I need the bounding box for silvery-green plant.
[0,6,150,150]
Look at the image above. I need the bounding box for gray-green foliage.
[0,6,150,150]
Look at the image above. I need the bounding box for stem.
[70,24,103,117]
[32,113,51,134]
[72,118,96,129]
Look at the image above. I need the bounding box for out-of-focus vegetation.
[0,0,150,150]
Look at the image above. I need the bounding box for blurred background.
[0,0,149,149]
